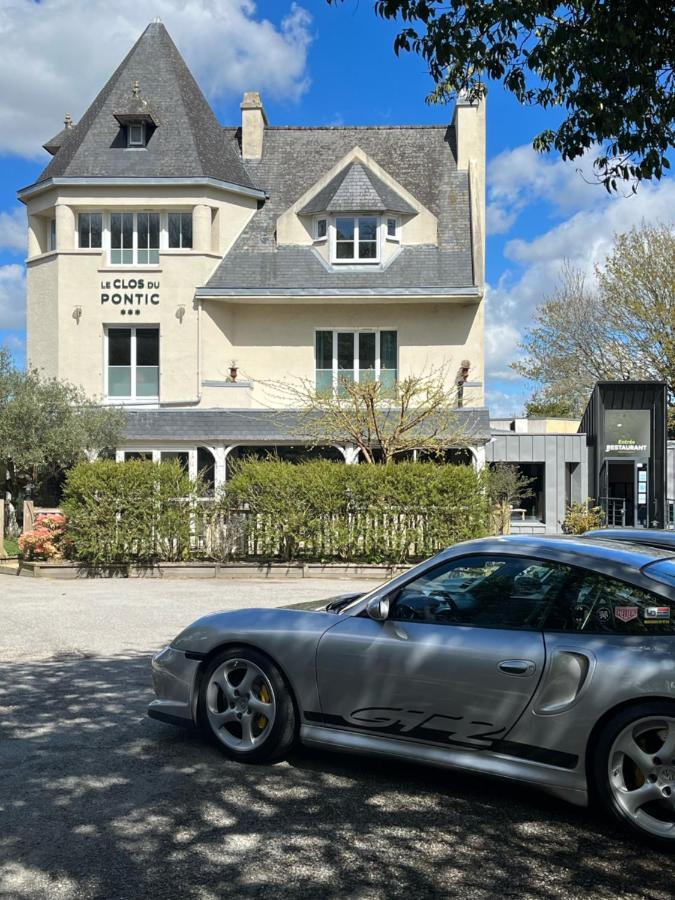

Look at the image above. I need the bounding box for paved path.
[0,578,672,899]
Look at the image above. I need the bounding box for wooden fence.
[191,503,484,563]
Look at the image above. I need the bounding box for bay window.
[333,216,379,262]
[137,213,160,264]
[106,326,159,400]
[168,212,193,249]
[110,212,160,265]
[315,329,398,395]
[110,213,134,265]
[78,213,103,248]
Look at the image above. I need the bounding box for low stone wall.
[9,560,409,580]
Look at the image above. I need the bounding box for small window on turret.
[128,123,145,148]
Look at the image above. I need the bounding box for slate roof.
[298,162,416,216]
[33,22,254,189]
[123,407,491,444]
[204,126,476,295]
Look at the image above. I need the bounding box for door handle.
[498,659,536,676]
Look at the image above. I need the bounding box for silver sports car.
[149,535,675,845]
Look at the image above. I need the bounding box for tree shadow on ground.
[0,653,672,900]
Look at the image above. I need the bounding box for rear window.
[642,559,675,589]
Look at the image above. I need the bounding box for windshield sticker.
[595,606,611,625]
[644,606,671,623]
[615,606,639,623]
[573,605,589,624]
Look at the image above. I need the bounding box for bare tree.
[263,367,478,464]
[514,223,675,421]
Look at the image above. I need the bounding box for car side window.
[546,571,675,635]
[388,555,571,631]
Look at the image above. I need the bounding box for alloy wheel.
[205,658,276,752]
[608,716,675,839]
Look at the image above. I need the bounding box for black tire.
[590,700,675,848]
[197,646,297,764]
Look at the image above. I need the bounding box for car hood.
[283,591,365,612]
[170,604,348,655]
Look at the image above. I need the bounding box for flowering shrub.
[561,501,605,535]
[18,513,67,561]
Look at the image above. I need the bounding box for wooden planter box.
[12,560,408,580]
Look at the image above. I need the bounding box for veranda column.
[472,445,486,471]
[343,445,360,465]
[188,448,198,481]
[212,446,227,490]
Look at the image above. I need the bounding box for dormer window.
[386,217,399,240]
[334,216,379,263]
[127,122,146,148]
[114,80,158,150]
[316,218,327,240]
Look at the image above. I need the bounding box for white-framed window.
[333,216,380,263]
[386,216,399,241]
[168,212,193,249]
[315,329,398,396]
[77,212,103,249]
[106,326,159,400]
[127,122,146,148]
[110,212,159,265]
[47,218,57,252]
[315,217,327,241]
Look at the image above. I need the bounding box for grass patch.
[2,538,19,558]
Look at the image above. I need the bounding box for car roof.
[442,533,675,569]
[583,528,675,549]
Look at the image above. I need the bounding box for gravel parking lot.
[1,576,673,899]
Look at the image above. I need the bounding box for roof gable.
[299,162,416,216]
[34,22,254,190]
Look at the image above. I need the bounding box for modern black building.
[580,382,669,528]
[487,380,673,533]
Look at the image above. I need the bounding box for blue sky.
[1,0,672,415]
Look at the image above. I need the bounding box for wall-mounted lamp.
[229,360,238,382]
[72,305,82,324]
[176,304,186,323]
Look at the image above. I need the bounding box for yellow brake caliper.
[257,684,270,730]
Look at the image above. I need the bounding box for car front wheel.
[592,701,675,847]
[198,646,297,763]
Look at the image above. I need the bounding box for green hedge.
[60,458,490,565]
[224,459,489,563]
[62,459,202,564]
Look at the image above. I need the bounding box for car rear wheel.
[198,647,297,763]
[592,702,675,846]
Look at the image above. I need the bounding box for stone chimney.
[240,92,268,160]
[452,90,486,285]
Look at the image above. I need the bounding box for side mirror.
[366,595,390,621]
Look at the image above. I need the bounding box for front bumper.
[147,646,202,728]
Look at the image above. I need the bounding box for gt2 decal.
[302,709,579,770]
[346,706,507,747]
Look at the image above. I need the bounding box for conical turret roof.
[36,21,255,190]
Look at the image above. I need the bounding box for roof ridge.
[222,124,451,132]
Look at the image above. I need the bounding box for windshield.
[337,552,448,614]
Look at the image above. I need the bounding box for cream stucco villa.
[19,20,489,490]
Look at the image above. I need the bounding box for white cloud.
[485,148,675,394]
[0,0,313,158]
[0,265,26,330]
[485,386,529,419]
[487,143,616,236]
[0,208,26,254]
